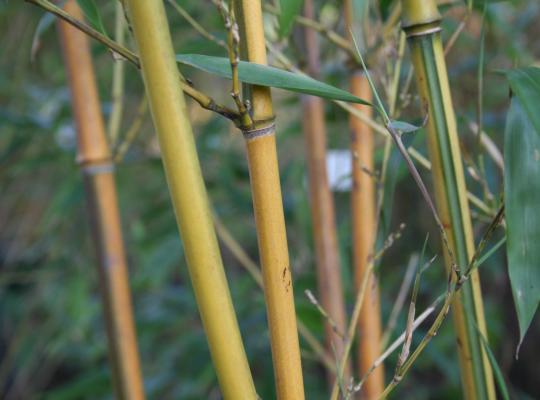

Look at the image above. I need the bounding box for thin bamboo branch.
[122,0,256,398]
[26,0,240,122]
[215,0,253,127]
[407,147,496,217]
[354,294,443,394]
[266,43,495,222]
[166,0,227,49]
[379,207,504,399]
[113,97,148,163]
[300,0,349,386]
[108,1,127,145]
[380,255,418,348]
[57,2,144,398]
[235,1,305,398]
[330,224,406,400]
[263,3,357,62]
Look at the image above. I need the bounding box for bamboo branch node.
[80,162,115,176]
[241,122,276,141]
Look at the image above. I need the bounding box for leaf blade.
[506,67,540,137]
[476,327,511,400]
[278,0,303,37]
[504,96,540,349]
[389,120,420,134]
[176,54,370,105]
[76,0,108,36]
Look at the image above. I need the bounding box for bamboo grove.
[7,0,539,398]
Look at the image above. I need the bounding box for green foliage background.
[0,0,539,398]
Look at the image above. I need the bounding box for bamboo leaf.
[506,67,540,137]
[389,120,420,134]
[76,0,108,36]
[176,54,370,105]
[31,12,56,62]
[278,0,303,37]
[476,327,510,400]
[504,96,540,350]
[378,0,394,19]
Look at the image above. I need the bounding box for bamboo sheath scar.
[301,0,349,386]
[58,2,145,399]
[235,0,305,398]
[401,1,495,399]
[123,0,256,398]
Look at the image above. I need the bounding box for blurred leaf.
[379,145,403,236]
[42,368,110,399]
[504,96,540,350]
[506,67,540,136]
[476,327,510,400]
[378,0,395,19]
[76,0,108,36]
[176,54,370,105]
[353,0,369,20]
[278,0,303,37]
[31,12,55,62]
[389,120,420,134]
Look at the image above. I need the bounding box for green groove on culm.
[414,33,490,399]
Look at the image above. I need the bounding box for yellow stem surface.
[236,0,305,398]
[124,1,256,398]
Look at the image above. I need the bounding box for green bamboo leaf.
[476,327,510,400]
[378,0,394,19]
[504,96,540,350]
[278,0,303,37]
[389,120,420,134]
[506,67,540,137]
[176,54,370,105]
[76,0,108,36]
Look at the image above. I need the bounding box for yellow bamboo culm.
[123,1,256,398]
[302,0,350,386]
[57,2,145,399]
[235,1,305,398]
[344,1,385,398]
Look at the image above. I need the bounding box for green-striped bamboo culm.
[401,0,495,399]
[123,0,257,398]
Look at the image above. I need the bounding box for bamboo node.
[242,122,276,141]
[81,162,115,176]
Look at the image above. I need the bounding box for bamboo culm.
[58,2,145,398]
[123,0,257,398]
[349,73,385,400]
[235,0,305,398]
[344,1,386,397]
[401,0,495,398]
[302,0,350,386]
